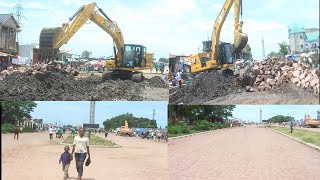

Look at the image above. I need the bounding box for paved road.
[2,132,167,180]
[169,125,320,180]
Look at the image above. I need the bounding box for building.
[19,118,44,130]
[19,44,39,66]
[288,23,319,54]
[0,14,21,70]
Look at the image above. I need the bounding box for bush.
[22,127,37,133]
[213,122,230,129]
[1,123,15,134]
[192,120,213,131]
[168,121,190,134]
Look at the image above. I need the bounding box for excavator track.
[233,32,248,53]
[39,27,62,62]
[101,70,144,83]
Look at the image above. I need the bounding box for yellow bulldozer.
[303,114,320,128]
[39,2,152,82]
[190,0,248,74]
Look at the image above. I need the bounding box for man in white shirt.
[71,128,91,180]
[176,70,182,88]
[48,126,53,140]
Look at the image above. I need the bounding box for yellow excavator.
[190,0,248,73]
[39,2,152,82]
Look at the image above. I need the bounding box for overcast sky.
[233,105,320,122]
[31,101,168,128]
[0,0,318,59]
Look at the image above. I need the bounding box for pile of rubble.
[148,76,167,88]
[169,71,242,104]
[240,58,319,95]
[0,61,79,80]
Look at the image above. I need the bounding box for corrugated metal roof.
[0,13,20,28]
[288,23,305,34]
[306,32,319,41]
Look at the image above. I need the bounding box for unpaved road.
[169,125,320,180]
[2,132,167,180]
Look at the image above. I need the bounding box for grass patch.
[63,134,117,147]
[271,126,320,147]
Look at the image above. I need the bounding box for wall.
[289,32,306,53]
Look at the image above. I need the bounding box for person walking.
[105,131,108,138]
[59,145,72,180]
[49,126,54,140]
[14,125,20,140]
[290,121,294,133]
[71,128,91,180]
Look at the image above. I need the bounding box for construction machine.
[39,2,152,82]
[190,0,248,73]
[120,120,133,137]
[303,114,320,128]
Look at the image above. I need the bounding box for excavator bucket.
[39,27,62,62]
[233,31,248,53]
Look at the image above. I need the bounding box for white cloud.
[0,2,16,8]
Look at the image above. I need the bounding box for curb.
[169,128,230,141]
[60,137,121,148]
[268,127,320,152]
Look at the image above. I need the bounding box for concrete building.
[288,23,319,54]
[19,118,44,130]
[19,44,39,66]
[0,14,20,70]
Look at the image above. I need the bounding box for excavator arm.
[211,0,248,61]
[39,2,124,66]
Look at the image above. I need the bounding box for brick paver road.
[169,125,320,180]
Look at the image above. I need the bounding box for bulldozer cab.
[123,44,146,68]
[218,43,233,65]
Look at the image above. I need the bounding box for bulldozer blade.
[233,32,248,53]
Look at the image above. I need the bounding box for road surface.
[2,132,167,180]
[169,125,320,180]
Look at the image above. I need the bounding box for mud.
[0,72,167,101]
[169,71,242,104]
[148,76,168,88]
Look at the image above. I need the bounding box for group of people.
[48,126,65,140]
[171,69,183,88]
[153,62,165,74]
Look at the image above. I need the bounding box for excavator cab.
[218,42,233,65]
[123,44,146,68]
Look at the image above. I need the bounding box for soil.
[169,70,319,105]
[169,71,242,104]
[148,76,168,88]
[0,72,167,101]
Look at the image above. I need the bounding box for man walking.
[49,126,54,140]
[290,121,294,133]
[14,125,20,140]
[71,128,91,180]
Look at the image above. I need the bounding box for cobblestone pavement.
[169,125,320,180]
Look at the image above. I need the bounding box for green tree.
[269,115,294,123]
[278,42,289,56]
[103,113,157,130]
[245,44,252,60]
[81,50,92,59]
[159,58,169,63]
[1,101,37,125]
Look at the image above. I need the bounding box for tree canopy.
[168,105,236,125]
[268,115,295,123]
[1,101,37,125]
[81,50,92,59]
[159,58,169,63]
[267,51,280,57]
[278,42,289,56]
[245,44,252,60]
[103,113,157,130]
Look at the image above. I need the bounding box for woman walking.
[71,128,91,180]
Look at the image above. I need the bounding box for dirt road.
[169,125,320,180]
[2,132,167,180]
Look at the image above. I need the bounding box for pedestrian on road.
[290,121,294,133]
[59,145,72,180]
[14,125,20,140]
[71,128,91,180]
[49,126,54,140]
[105,131,108,138]
[88,129,91,140]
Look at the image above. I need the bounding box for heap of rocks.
[240,57,319,95]
[0,61,79,80]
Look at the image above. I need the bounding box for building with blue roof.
[288,23,319,54]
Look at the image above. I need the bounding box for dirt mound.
[0,72,145,101]
[148,76,167,88]
[169,71,242,104]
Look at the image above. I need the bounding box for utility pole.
[152,109,156,121]
[262,33,265,58]
[260,108,262,123]
[89,101,95,124]
[14,0,25,43]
